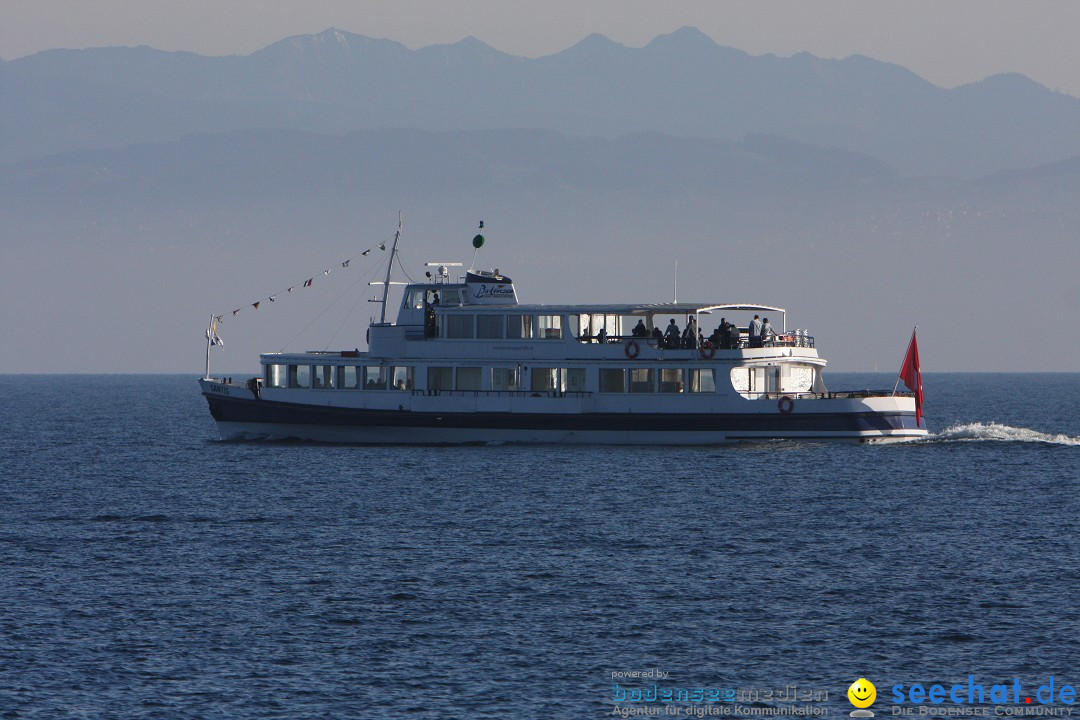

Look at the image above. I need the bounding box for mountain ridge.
[5,27,1080,176]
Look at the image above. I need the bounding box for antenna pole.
[204,313,213,380]
[379,212,402,324]
[673,261,678,303]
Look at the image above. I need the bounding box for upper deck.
[356,268,818,365]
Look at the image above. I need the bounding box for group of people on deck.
[629,314,777,350]
[630,317,697,349]
[743,314,778,348]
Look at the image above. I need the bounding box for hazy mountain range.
[3,28,1079,374]
[6,26,1080,177]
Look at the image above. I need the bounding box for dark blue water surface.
[1,373,1078,719]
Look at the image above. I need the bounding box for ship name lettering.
[474,284,514,298]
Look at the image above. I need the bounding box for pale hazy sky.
[4,0,1080,97]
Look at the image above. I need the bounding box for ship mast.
[378,213,402,324]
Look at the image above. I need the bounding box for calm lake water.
[1,373,1077,719]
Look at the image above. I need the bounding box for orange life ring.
[624,339,641,359]
[778,395,795,414]
[699,340,716,359]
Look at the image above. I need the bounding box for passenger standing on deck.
[683,316,698,349]
[713,318,728,348]
[749,314,763,348]
[761,317,776,345]
[665,319,681,349]
[632,319,648,337]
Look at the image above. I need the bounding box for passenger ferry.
[198,224,926,444]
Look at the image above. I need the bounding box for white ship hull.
[200,379,926,445]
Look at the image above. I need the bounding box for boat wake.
[929,422,1080,446]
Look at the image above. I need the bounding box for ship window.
[578,314,619,340]
[266,364,286,388]
[441,289,465,305]
[428,367,453,391]
[573,314,594,340]
[446,314,475,338]
[491,367,519,391]
[404,289,426,310]
[730,367,752,396]
[456,367,482,391]
[599,369,625,393]
[343,366,361,389]
[538,315,562,340]
[363,366,388,390]
[789,366,813,392]
[288,365,310,389]
[477,315,504,339]
[507,315,534,339]
[531,367,559,392]
[629,368,655,393]
[688,369,715,393]
[570,314,584,337]
[391,366,413,391]
[563,368,586,392]
[765,367,780,394]
[313,365,336,389]
[741,367,776,396]
[658,368,683,393]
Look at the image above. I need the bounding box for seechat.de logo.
[849,678,877,717]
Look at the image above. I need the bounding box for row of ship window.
[439,314,560,339]
[265,364,718,393]
[435,313,651,340]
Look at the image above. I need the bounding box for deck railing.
[414,389,592,398]
[754,390,915,400]
[581,333,815,350]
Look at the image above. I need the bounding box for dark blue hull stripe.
[205,395,920,433]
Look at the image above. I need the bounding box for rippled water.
[1,374,1077,719]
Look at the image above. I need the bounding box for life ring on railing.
[778,395,795,414]
[699,340,716,359]
[624,339,641,359]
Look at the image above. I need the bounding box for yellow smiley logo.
[848,678,876,709]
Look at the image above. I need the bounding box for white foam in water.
[933,422,1080,446]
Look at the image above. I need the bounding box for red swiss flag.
[898,329,923,427]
